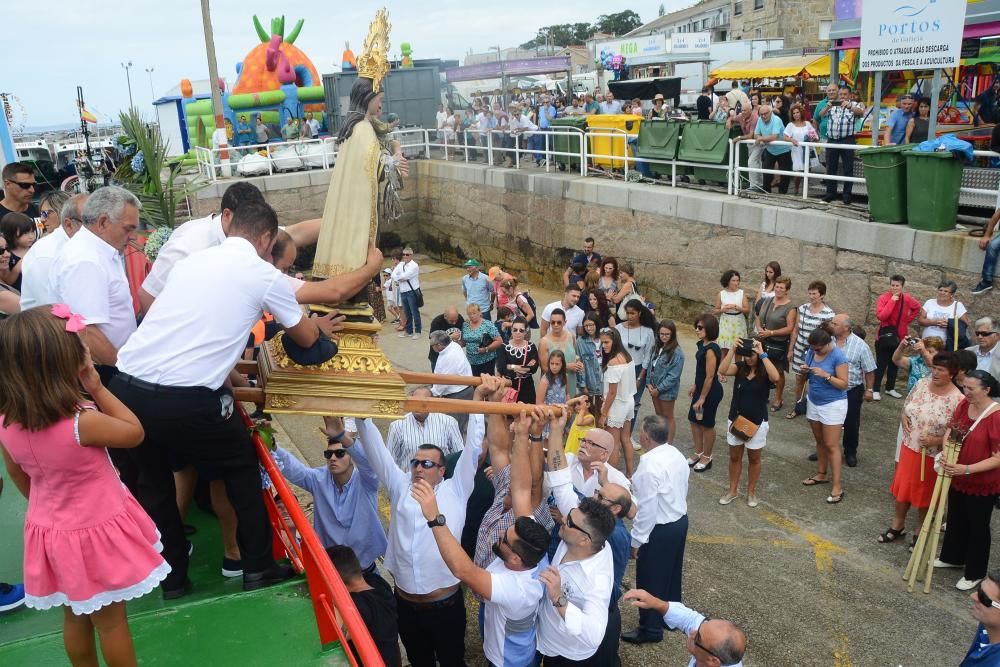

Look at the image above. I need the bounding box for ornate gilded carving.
[267,395,297,409]
[357,8,391,93]
[373,400,400,415]
[310,263,355,277]
[269,330,395,375]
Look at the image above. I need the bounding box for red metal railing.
[241,406,385,667]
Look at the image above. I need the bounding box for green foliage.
[114,109,208,229]
[594,10,643,36]
[519,11,643,49]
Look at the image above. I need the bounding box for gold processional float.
[234,8,562,420]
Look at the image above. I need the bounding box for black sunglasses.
[511,327,526,333]
[410,458,443,470]
[5,180,35,190]
[694,623,723,661]
[978,586,1000,609]
[566,509,592,541]
[975,331,996,337]
[580,437,608,452]
[323,449,348,460]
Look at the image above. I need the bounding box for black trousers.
[940,488,996,581]
[109,374,275,590]
[825,138,856,197]
[842,385,864,458]
[635,515,688,639]
[538,605,620,666]
[873,344,899,393]
[395,588,467,667]
[443,385,476,433]
[762,150,793,194]
[94,365,139,490]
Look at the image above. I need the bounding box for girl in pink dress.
[0,307,168,666]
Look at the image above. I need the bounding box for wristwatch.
[552,593,567,608]
[427,514,446,528]
[528,434,545,442]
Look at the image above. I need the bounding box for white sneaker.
[411,333,422,339]
[957,577,983,591]
[887,389,903,399]
[398,332,409,338]
[719,493,738,505]
[747,495,759,508]
[872,391,881,401]
[934,559,962,568]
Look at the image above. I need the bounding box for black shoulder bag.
[876,296,905,354]
[406,280,424,309]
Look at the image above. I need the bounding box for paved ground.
[272,257,996,667]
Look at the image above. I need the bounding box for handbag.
[945,302,969,351]
[616,282,643,321]
[405,280,424,308]
[760,299,788,363]
[729,415,759,442]
[876,295,905,354]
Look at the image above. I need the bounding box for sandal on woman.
[826,490,845,504]
[802,475,829,486]
[693,456,713,473]
[784,409,798,420]
[686,452,703,467]
[878,527,906,543]
[770,402,783,413]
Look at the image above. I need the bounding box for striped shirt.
[474,465,555,569]
[386,412,464,472]
[836,333,877,389]
[826,103,860,140]
[793,304,835,366]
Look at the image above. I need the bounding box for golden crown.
[357,8,391,93]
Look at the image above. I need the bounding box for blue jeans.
[628,137,652,177]
[982,233,1000,282]
[528,134,544,162]
[631,365,646,429]
[401,290,421,334]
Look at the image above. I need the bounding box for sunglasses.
[978,587,1000,609]
[41,209,58,219]
[323,448,348,460]
[975,331,996,337]
[512,327,526,333]
[627,343,642,350]
[693,623,723,661]
[0,247,8,254]
[565,509,592,541]
[580,438,608,452]
[5,180,35,190]
[410,458,443,470]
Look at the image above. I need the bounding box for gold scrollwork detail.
[373,400,400,415]
[311,262,356,278]
[268,395,297,409]
[268,333,394,374]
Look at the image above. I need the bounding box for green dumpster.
[859,144,909,224]
[636,120,684,177]
[903,149,963,232]
[550,116,588,171]
[678,120,736,184]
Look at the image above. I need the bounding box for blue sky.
[8,0,693,129]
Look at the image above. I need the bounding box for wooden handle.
[404,398,567,417]
[398,371,482,387]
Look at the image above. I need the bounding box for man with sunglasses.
[537,408,617,664]
[270,415,387,583]
[412,410,552,667]
[0,163,40,221]
[348,377,494,667]
[623,415,690,645]
[19,193,87,310]
[964,570,1000,665]
[965,317,1000,382]
[623,588,746,666]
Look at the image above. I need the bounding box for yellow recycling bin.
[586,115,642,169]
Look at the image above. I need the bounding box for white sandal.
[693,456,713,472]
[686,452,703,467]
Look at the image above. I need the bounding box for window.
[734,1,743,16]
[702,18,711,29]
[755,27,763,38]
[754,0,764,8]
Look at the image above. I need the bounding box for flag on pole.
[80,107,97,123]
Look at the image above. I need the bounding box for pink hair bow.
[51,304,87,333]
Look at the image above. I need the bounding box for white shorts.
[726,419,769,450]
[806,397,848,426]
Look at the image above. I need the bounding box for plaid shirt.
[826,102,860,140]
[837,333,877,389]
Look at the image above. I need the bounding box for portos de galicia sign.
[859,0,969,71]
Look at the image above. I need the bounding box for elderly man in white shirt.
[348,379,490,667]
[537,410,618,664]
[623,414,690,646]
[390,247,421,337]
[386,386,465,471]
[430,329,476,432]
[967,317,1000,381]
[624,589,747,667]
[109,201,338,600]
[19,193,87,310]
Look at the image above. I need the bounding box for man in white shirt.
[109,202,338,599]
[50,186,140,373]
[567,427,633,501]
[599,91,622,115]
[306,112,321,137]
[391,247,421,338]
[540,285,585,336]
[348,381,489,667]
[537,410,617,664]
[624,589,747,667]
[412,408,551,667]
[623,415,690,645]
[430,330,475,432]
[19,193,87,310]
[386,387,465,471]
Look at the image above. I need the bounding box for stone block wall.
[729,0,831,50]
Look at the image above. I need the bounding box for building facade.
[728,0,832,49]
[626,0,730,42]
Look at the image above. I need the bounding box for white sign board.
[596,34,668,59]
[670,32,712,54]
[859,0,969,71]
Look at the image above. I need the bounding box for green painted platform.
[0,487,347,665]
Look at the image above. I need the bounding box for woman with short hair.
[800,323,849,504]
[39,190,71,236]
[756,276,796,412]
[918,280,971,345]
[688,314,724,472]
[461,303,502,376]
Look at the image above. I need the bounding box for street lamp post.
[121,61,134,109]
[145,67,155,100]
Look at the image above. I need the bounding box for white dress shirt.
[537,466,614,661]
[484,557,546,666]
[431,341,473,396]
[19,226,68,309]
[630,442,690,549]
[50,226,136,350]
[390,259,419,292]
[117,237,303,389]
[567,453,633,502]
[386,412,464,471]
[664,602,744,667]
[141,214,224,298]
[356,415,485,594]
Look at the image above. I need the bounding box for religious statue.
[312,8,408,289]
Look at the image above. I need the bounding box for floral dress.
[718,289,747,349]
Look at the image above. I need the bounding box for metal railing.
[241,405,385,666]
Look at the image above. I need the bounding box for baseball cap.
[463,259,481,268]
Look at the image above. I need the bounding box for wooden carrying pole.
[904,439,962,592]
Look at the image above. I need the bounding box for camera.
[737,338,755,356]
